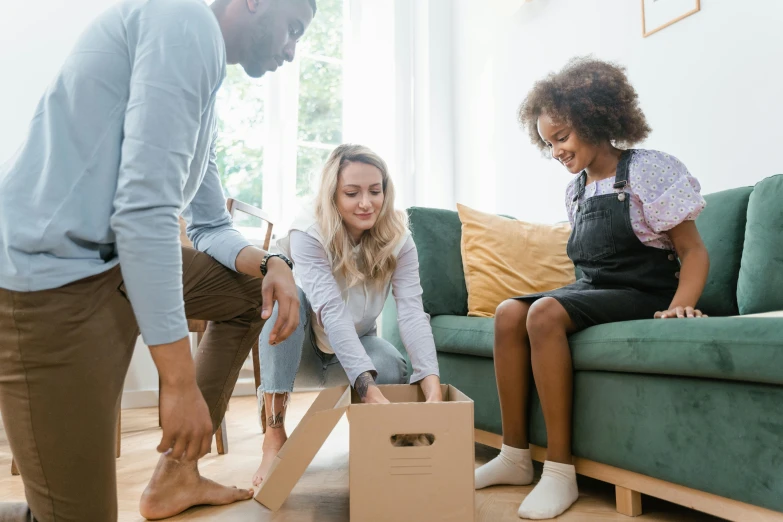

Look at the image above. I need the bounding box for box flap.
[255,386,351,511]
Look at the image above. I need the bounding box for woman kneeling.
[252,144,441,486]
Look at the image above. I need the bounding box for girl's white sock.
[474,444,534,489]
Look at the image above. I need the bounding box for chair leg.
[261,398,267,434]
[252,340,266,434]
[252,340,261,390]
[116,410,122,459]
[11,458,19,476]
[215,417,229,455]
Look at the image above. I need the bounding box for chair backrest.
[226,197,274,251]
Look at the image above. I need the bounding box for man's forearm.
[235,245,292,279]
[149,336,196,386]
[234,245,267,278]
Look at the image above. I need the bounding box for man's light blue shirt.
[0,0,252,346]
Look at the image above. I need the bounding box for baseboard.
[121,378,257,410]
[475,429,783,522]
[121,389,159,409]
[231,377,257,397]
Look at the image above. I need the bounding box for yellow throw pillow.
[457,203,575,318]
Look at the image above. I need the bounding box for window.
[215,0,346,230]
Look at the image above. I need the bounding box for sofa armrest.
[380,293,413,378]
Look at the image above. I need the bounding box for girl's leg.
[252,287,310,486]
[518,297,579,519]
[475,299,535,489]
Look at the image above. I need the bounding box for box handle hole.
[390,433,435,447]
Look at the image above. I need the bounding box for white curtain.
[343,0,457,211]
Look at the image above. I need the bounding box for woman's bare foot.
[252,426,288,487]
[140,456,253,520]
[252,392,289,487]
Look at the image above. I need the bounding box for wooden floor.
[1,393,721,521]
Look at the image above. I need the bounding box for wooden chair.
[179,197,273,454]
[11,414,121,476]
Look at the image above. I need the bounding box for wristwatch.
[260,253,293,276]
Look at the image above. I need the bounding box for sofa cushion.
[407,207,468,316]
[431,315,783,386]
[695,186,752,316]
[737,174,783,314]
[430,315,495,358]
[457,204,574,318]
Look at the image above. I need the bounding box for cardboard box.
[255,384,475,521]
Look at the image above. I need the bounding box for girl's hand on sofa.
[654,306,708,319]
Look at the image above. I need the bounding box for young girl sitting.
[252,144,441,486]
[473,57,710,519]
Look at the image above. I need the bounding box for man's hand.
[262,256,300,345]
[654,306,707,319]
[235,246,301,345]
[149,337,213,461]
[355,371,390,404]
[419,374,443,403]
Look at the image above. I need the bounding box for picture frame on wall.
[641,0,701,37]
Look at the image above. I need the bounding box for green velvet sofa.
[382,175,783,520]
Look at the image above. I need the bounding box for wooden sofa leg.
[616,485,642,517]
[11,458,19,476]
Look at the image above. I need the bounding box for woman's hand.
[419,374,443,403]
[355,371,390,404]
[654,306,707,319]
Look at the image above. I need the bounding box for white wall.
[453,0,783,223]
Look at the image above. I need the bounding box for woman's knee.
[495,299,530,336]
[364,339,408,384]
[526,297,569,339]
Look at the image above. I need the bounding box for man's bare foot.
[252,427,287,487]
[140,456,253,520]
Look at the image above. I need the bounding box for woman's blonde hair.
[315,144,408,288]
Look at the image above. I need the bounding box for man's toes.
[235,488,254,501]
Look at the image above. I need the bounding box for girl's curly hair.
[519,57,651,152]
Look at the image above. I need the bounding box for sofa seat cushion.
[433,315,783,386]
[431,315,495,358]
